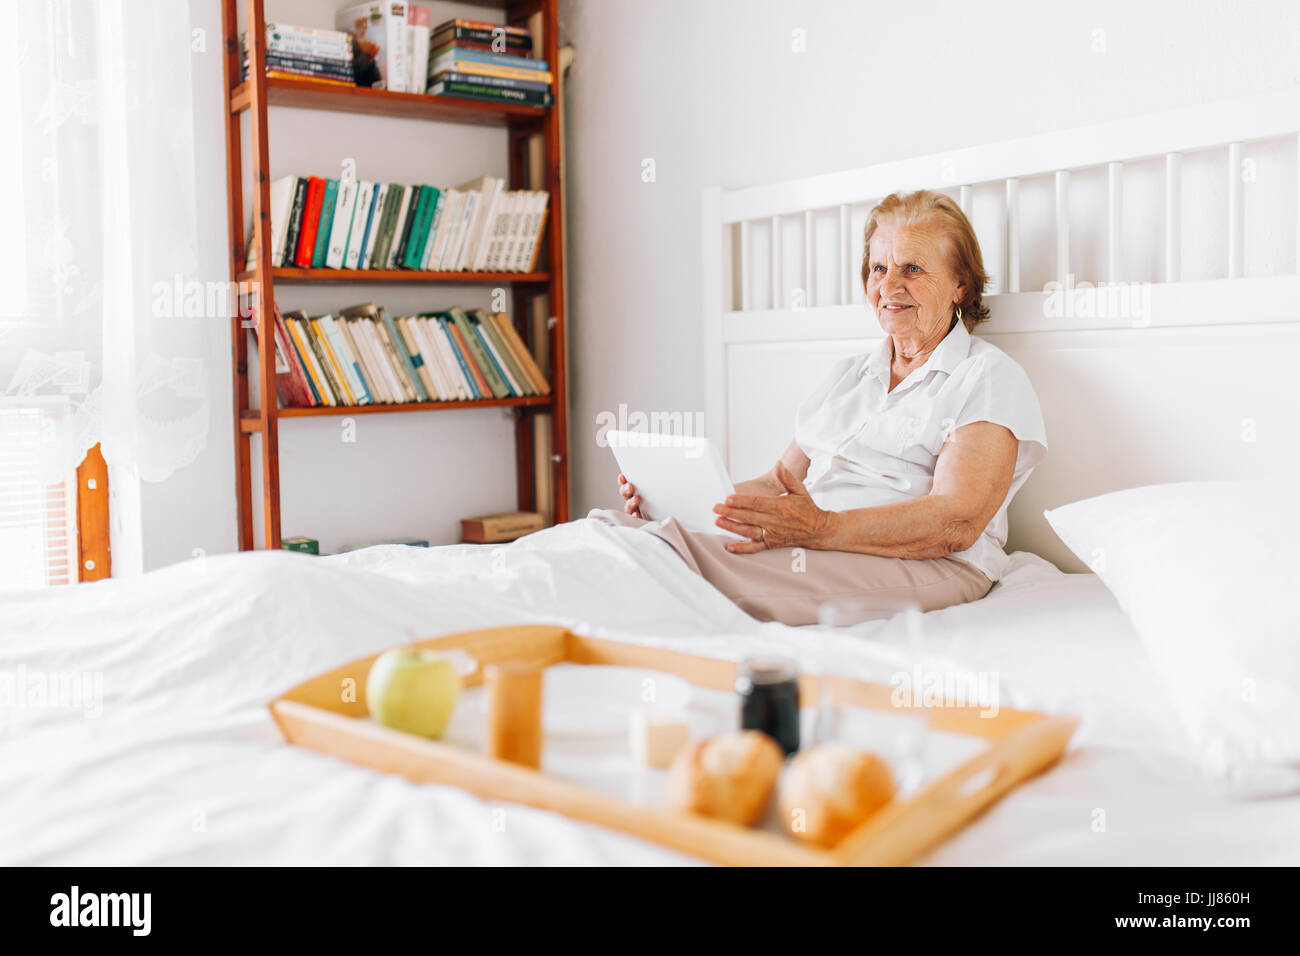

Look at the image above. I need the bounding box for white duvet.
[2,517,1295,865]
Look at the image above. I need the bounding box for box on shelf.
[282,536,320,554]
[460,510,544,543]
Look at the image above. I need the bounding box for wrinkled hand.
[713,461,833,553]
[617,472,643,518]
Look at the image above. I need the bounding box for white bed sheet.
[1,517,1295,865]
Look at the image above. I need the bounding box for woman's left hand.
[714,462,834,553]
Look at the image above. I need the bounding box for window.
[0,400,107,589]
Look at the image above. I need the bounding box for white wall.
[558,0,1300,514]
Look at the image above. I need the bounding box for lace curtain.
[1,0,209,485]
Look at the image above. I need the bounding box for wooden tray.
[269,625,1078,866]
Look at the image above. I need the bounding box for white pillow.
[1044,480,1300,796]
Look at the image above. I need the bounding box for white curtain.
[0,0,209,486]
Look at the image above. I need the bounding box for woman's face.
[865,219,965,343]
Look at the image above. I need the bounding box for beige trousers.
[588,508,994,627]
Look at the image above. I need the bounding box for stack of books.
[240,22,354,87]
[247,173,549,273]
[268,303,552,408]
[427,18,553,108]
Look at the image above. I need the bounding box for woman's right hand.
[617,472,643,518]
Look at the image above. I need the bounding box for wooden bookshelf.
[221,0,569,551]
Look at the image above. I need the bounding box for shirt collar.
[862,317,971,387]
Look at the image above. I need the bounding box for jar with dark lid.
[736,656,800,756]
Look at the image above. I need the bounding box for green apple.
[366,648,460,739]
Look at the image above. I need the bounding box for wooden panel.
[74,442,110,582]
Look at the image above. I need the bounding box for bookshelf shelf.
[241,267,550,284]
[222,0,569,551]
[230,77,548,127]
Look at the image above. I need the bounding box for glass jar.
[736,655,800,756]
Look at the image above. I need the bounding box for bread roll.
[778,744,895,847]
[664,731,783,826]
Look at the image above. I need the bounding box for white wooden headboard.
[702,89,1300,572]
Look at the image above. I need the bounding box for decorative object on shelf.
[336,1,407,91]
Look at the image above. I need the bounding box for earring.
[955,305,963,323]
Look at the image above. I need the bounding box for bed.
[2,520,1295,866]
[5,90,1300,865]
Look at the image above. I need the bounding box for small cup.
[485,662,544,769]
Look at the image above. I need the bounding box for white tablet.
[606,430,744,540]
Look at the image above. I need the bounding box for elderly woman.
[598,189,1047,626]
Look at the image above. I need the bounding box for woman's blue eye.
[907,265,921,273]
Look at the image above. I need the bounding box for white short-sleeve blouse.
[793,318,1047,582]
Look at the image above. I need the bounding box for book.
[359,183,388,269]
[428,80,552,108]
[434,18,531,38]
[281,310,324,406]
[431,69,550,93]
[278,177,308,267]
[390,184,421,269]
[369,185,403,271]
[415,187,444,270]
[456,175,503,272]
[326,178,358,268]
[467,309,521,396]
[407,5,430,95]
[310,178,339,268]
[431,24,533,53]
[395,316,441,399]
[428,57,553,85]
[260,175,297,268]
[342,180,373,269]
[429,37,529,58]
[386,185,415,269]
[429,189,462,270]
[378,307,428,401]
[460,511,544,543]
[269,304,315,407]
[399,185,434,269]
[313,314,362,405]
[370,316,416,401]
[489,310,550,394]
[309,314,354,405]
[342,315,388,402]
[429,315,478,398]
[445,190,478,271]
[517,193,549,272]
[294,177,327,268]
[471,307,528,395]
[428,47,548,74]
[449,306,509,397]
[245,22,353,57]
[281,536,321,554]
[333,315,380,404]
[417,314,461,399]
[244,52,354,78]
[337,1,408,92]
[285,311,338,405]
